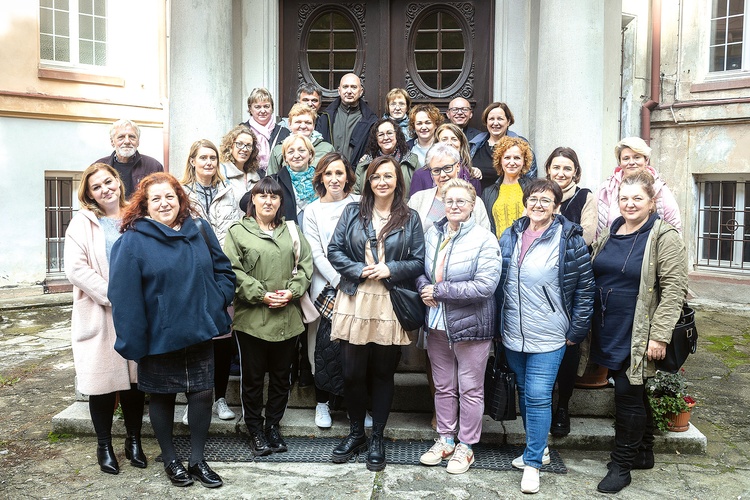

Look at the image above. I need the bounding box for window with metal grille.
[40,0,107,67]
[710,0,747,72]
[304,9,362,95]
[697,178,750,270]
[45,176,77,274]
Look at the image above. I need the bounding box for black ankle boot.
[97,442,120,475]
[332,420,367,463]
[550,407,570,437]
[366,422,386,472]
[124,431,147,468]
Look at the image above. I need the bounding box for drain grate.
[170,436,567,473]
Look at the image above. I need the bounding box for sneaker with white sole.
[419,438,455,466]
[512,446,550,469]
[315,402,332,428]
[364,412,373,428]
[213,397,236,420]
[182,405,189,426]
[446,443,474,474]
[521,466,540,494]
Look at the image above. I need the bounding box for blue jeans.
[505,346,565,469]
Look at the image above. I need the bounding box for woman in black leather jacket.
[327,155,425,472]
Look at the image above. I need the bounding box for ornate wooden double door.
[280,1,493,127]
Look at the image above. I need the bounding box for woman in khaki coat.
[586,171,687,494]
[64,163,146,475]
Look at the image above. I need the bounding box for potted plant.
[646,369,697,432]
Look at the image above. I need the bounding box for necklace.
[373,208,391,222]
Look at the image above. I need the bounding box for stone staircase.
[52,372,706,454]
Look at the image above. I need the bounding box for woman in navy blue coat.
[109,172,235,489]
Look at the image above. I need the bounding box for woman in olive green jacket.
[583,172,687,494]
[223,177,312,458]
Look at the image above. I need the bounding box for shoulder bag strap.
[285,220,300,276]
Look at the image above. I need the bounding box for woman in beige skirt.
[327,155,425,471]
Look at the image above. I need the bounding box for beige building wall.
[650,0,750,271]
[0,1,167,287]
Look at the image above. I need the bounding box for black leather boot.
[550,407,570,437]
[332,420,367,463]
[97,442,120,475]
[366,422,386,472]
[124,431,147,468]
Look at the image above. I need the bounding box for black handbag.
[484,344,517,421]
[389,282,425,331]
[655,302,698,373]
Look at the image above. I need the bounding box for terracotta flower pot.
[575,363,610,389]
[667,401,696,432]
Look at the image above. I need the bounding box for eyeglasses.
[430,162,457,177]
[527,197,554,207]
[234,142,253,151]
[389,101,407,109]
[377,130,396,139]
[368,173,396,183]
[444,198,470,208]
[448,107,470,114]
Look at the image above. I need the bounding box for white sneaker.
[182,405,189,426]
[364,411,373,428]
[521,466,540,494]
[446,443,474,474]
[419,438,455,466]
[512,446,550,469]
[213,397,236,420]
[315,402,332,428]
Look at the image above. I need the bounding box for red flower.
[684,395,696,404]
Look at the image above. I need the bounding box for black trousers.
[235,331,298,433]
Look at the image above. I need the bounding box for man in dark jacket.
[315,73,377,167]
[95,119,163,198]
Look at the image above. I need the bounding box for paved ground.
[0,290,749,499]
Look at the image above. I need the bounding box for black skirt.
[137,341,214,394]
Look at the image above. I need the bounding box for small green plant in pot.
[646,369,696,432]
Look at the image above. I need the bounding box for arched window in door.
[299,6,365,98]
[405,5,473,99]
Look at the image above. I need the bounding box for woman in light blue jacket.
[495,178,594,494]
[415,179,501,475]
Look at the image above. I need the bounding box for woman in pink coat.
[596,137,682,238]
[64,163,146,475]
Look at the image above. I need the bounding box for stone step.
[74,374,616,417]
[52,403,706,454]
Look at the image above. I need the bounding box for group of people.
[64,71,687,495]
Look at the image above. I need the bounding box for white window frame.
[39,0,108,68]
[696,175,750,272]
[709,0,749,74]
[44,172,81,275]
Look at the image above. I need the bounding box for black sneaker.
[249,430,273,456]
[266,425,288,453]
[188,460,223,488]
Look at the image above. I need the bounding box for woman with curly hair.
[480,136,534,237]
[353,117,419,197]
[109,172,235,488]
[408,103,444,167]
[219,124,262,202]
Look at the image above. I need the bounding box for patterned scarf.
[289,166,318,206]
[248,116,275,171]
